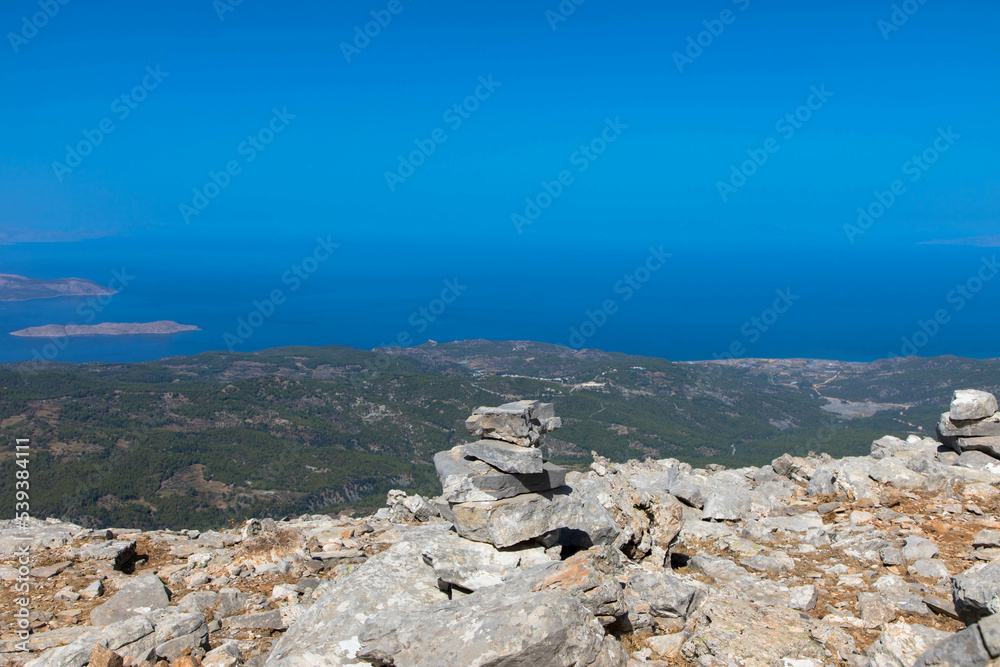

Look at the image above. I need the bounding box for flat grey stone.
[222,610,286,630]
[30,561,72,578]
[974,530,1000,549]
[90,574,170,626]
[67,540,136,570]
[923,595,960,620]
[435,446,566,503]
[462,439,543,474]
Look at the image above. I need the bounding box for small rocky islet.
[9,392,1000,665]
[10,322,200,338]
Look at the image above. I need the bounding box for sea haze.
[0,233,997,365]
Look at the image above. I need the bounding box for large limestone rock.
[434,446,565,503]
[952,560,1000,624]
[264,525,451,666]
[464,400,561,447]
[90,574,171,626]
[625,568,708,619]
[950,390,999,422]
[444,487,621,549]
[681,596,837,663]
[357,586,627,667]
[462,439,543,474]
[573,465,685,566]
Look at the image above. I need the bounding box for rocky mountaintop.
[8,391,1000,666]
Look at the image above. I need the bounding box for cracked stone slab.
[461,439,544,474]
[434,446,566,503]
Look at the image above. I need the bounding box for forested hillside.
[2,341,998,530]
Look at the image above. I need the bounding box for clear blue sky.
[1,0,997,249]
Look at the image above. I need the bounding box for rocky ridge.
[8,391,1000,665]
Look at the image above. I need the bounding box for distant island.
[921,234,1000,247]
[10,321,200,337]
[0,273,115,301]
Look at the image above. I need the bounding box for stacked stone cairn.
[434,401,591,549]
[939,389,1000,460]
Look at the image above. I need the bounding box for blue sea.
[1,232,998,365]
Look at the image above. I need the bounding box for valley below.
[2,340,998,530]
